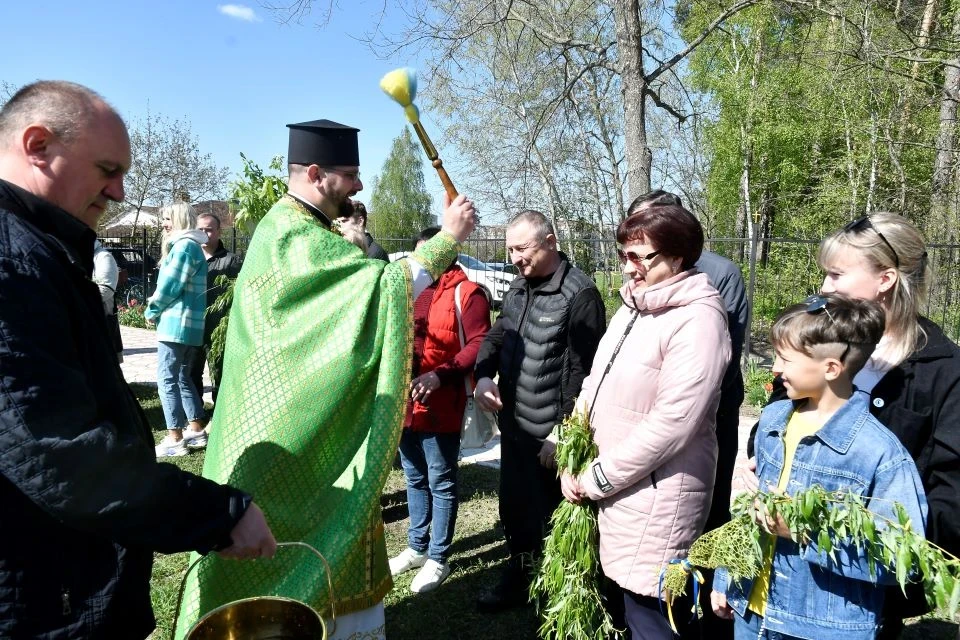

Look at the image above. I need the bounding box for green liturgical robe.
[174,195,460,637]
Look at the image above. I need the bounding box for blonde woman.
[145,203,209,457]
[739,214,960,639]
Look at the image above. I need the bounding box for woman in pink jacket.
[562,203,731,640]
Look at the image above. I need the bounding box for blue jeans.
[157,341,205,430]
[735,609,802,640]
[398,430,460,564]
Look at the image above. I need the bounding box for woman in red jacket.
[389,227,492,593]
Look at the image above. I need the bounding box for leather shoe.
[476,563,531,613]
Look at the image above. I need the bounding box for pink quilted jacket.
[578,270,731,598]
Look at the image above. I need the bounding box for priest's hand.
[474,377,502,412]
[441,192,477,243]
[218,502,277,560]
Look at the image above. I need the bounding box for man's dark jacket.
[475,255,606,438]
[0,180,249,639]
[365,232,389,262]
[202,241,243,345]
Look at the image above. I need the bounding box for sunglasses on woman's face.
[843,217,900,269]
[617,248,661,266]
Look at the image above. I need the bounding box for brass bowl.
[184,596,325,640]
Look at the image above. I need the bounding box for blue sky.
[0,0,448,212]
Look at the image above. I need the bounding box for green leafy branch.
[530,410,622,640]
[232,153,287,236]
[207,274,235,367]
[662,486,960,619]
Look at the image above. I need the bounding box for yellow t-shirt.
[747,411,822,615]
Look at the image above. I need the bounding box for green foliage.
[368,127,433,242]
[684,0,952,239]
[745,360,775,409]
[117,303,150,329]
[231,153,287,236]
[207,274,235,368]
[531,411,621,640]
[663,487,960,620]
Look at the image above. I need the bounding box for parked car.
[388,251,516,307]
[485,261,519,275]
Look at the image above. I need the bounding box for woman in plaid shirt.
[146,203,210,457]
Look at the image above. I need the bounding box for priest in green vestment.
[174,120,477,639]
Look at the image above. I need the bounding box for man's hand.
[710,590,734,620]
[732,456,759,496]
[410,371,441,404]
[538,437,557,469]
[440,192,477,243]
[474,377,502,412]
[560,471,585,503]
[217,502,277,560]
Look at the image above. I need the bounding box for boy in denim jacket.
[711,293,927,640]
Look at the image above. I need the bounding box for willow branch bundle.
[530,410,621,640]
[662,486,960,619]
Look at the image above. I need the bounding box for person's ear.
[545,233,557,250]
[877,267,898,295]
[306,164,323,183]
[22,124,56,167]
[824,357,844,382]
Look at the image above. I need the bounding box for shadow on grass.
[130,382,166,431]
[384,461,543,638]
[902,618,959,640]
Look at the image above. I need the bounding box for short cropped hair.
[197,212,221,229]
[627,189,683,214]
[416,226,442,246]
[507,210,554,243]
[616,204,704,270]
[352,201,368,220]
[770,293,885,377]
[0,81,111,144]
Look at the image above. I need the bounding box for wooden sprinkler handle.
[411,121,458,200]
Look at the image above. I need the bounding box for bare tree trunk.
[613,0,652,200]
[866,113,878,213]
[930,11,960,240]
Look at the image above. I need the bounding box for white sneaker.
[410,559,451,593]
[155,436,188,458]
[183,429,208,450]
[389,548,427,576]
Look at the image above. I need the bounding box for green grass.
[134,383,957,640]
[135,383,537,639]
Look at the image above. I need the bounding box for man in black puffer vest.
[474,209,605,612]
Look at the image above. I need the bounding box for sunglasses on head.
[843,217,899,269]
[803,294,850,362]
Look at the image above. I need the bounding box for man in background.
[473,209,606,612]
[190,211,243,415]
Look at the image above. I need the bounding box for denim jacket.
[715,392,927,640]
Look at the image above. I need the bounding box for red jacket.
[406,265,491,433]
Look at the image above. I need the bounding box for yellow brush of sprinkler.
[380,67,458,199]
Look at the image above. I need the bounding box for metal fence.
[100,228,960,344]
[405,235,960,344]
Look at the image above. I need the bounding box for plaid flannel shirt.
[144,237,207,345]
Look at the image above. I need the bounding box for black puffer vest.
[497,259,596,438]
